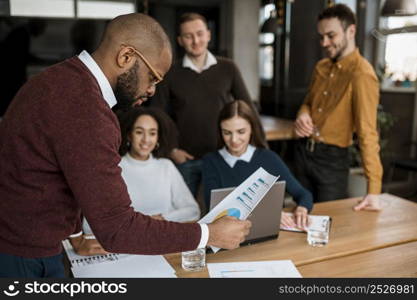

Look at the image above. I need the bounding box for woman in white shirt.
[81,107,200,244]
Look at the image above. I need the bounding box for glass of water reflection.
[181,248,206,271]
[307,218,330,247]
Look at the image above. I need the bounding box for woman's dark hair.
[218,100,268,149]
[117,107,177,158]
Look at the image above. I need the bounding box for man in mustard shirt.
[294,4,382,211]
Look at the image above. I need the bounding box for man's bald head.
[92,14,172,109]
[98,13,171,61]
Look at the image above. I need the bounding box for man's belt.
[306,138,316,152]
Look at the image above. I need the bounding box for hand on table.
[353,194,382,211]
[70,235,108,256]
[293,206,309,229]
[280,206,309,230]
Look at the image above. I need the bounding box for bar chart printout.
[199,167,278,252]
[207,260,302,278]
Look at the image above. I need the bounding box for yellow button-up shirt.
[297,49,383,194]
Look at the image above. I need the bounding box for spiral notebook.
[62,239,176,277]
[62,239,129,268]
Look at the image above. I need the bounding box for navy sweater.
[202,148,313,211]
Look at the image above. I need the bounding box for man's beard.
[330,35,348,62]
[114,61,141,112]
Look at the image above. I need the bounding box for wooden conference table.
[260,115,295,141]
[164,193,417,278]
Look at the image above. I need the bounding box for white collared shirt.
[78,50,117,108]
[182,51,217,73]
[219,144,256,168]
[74,50,209,249]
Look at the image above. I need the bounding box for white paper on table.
[280,214,331,232]
[207,260,302,278]
[198,167,278,252]
[71,254,176,278]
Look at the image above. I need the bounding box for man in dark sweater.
[0,13,251,277]
[150,13,260,198]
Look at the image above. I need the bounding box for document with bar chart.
[199,167,278,252]
[207,260,302,278]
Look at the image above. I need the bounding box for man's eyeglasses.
[122,44,163,86]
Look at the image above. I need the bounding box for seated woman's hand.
[170,148,194,164]
[293,206,309,230]
[70,235,109,256]
[280,212,296,229]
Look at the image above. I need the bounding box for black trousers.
[294,139,350,203]
[0,252,65,278]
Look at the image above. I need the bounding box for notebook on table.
[62,239,176,277]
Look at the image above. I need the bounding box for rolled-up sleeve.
[352,73,383,194]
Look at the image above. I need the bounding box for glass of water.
[307,229,329,246]
[181,248,206,271]
[307,218,330,247]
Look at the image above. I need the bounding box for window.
[10,0,74,18]
[259,3,275,85]
[378,1,417,89]
[335,0,356,13]
[5,0,136,19]
[384,15,417,82]
[77,0,135,19]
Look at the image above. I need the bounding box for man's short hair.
[318,4,356,30]
[178,12,208,34]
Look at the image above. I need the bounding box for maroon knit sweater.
[0,57,201,258]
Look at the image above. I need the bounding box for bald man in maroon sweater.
[0,13,251,278]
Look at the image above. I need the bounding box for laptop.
[209,181,286,245]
